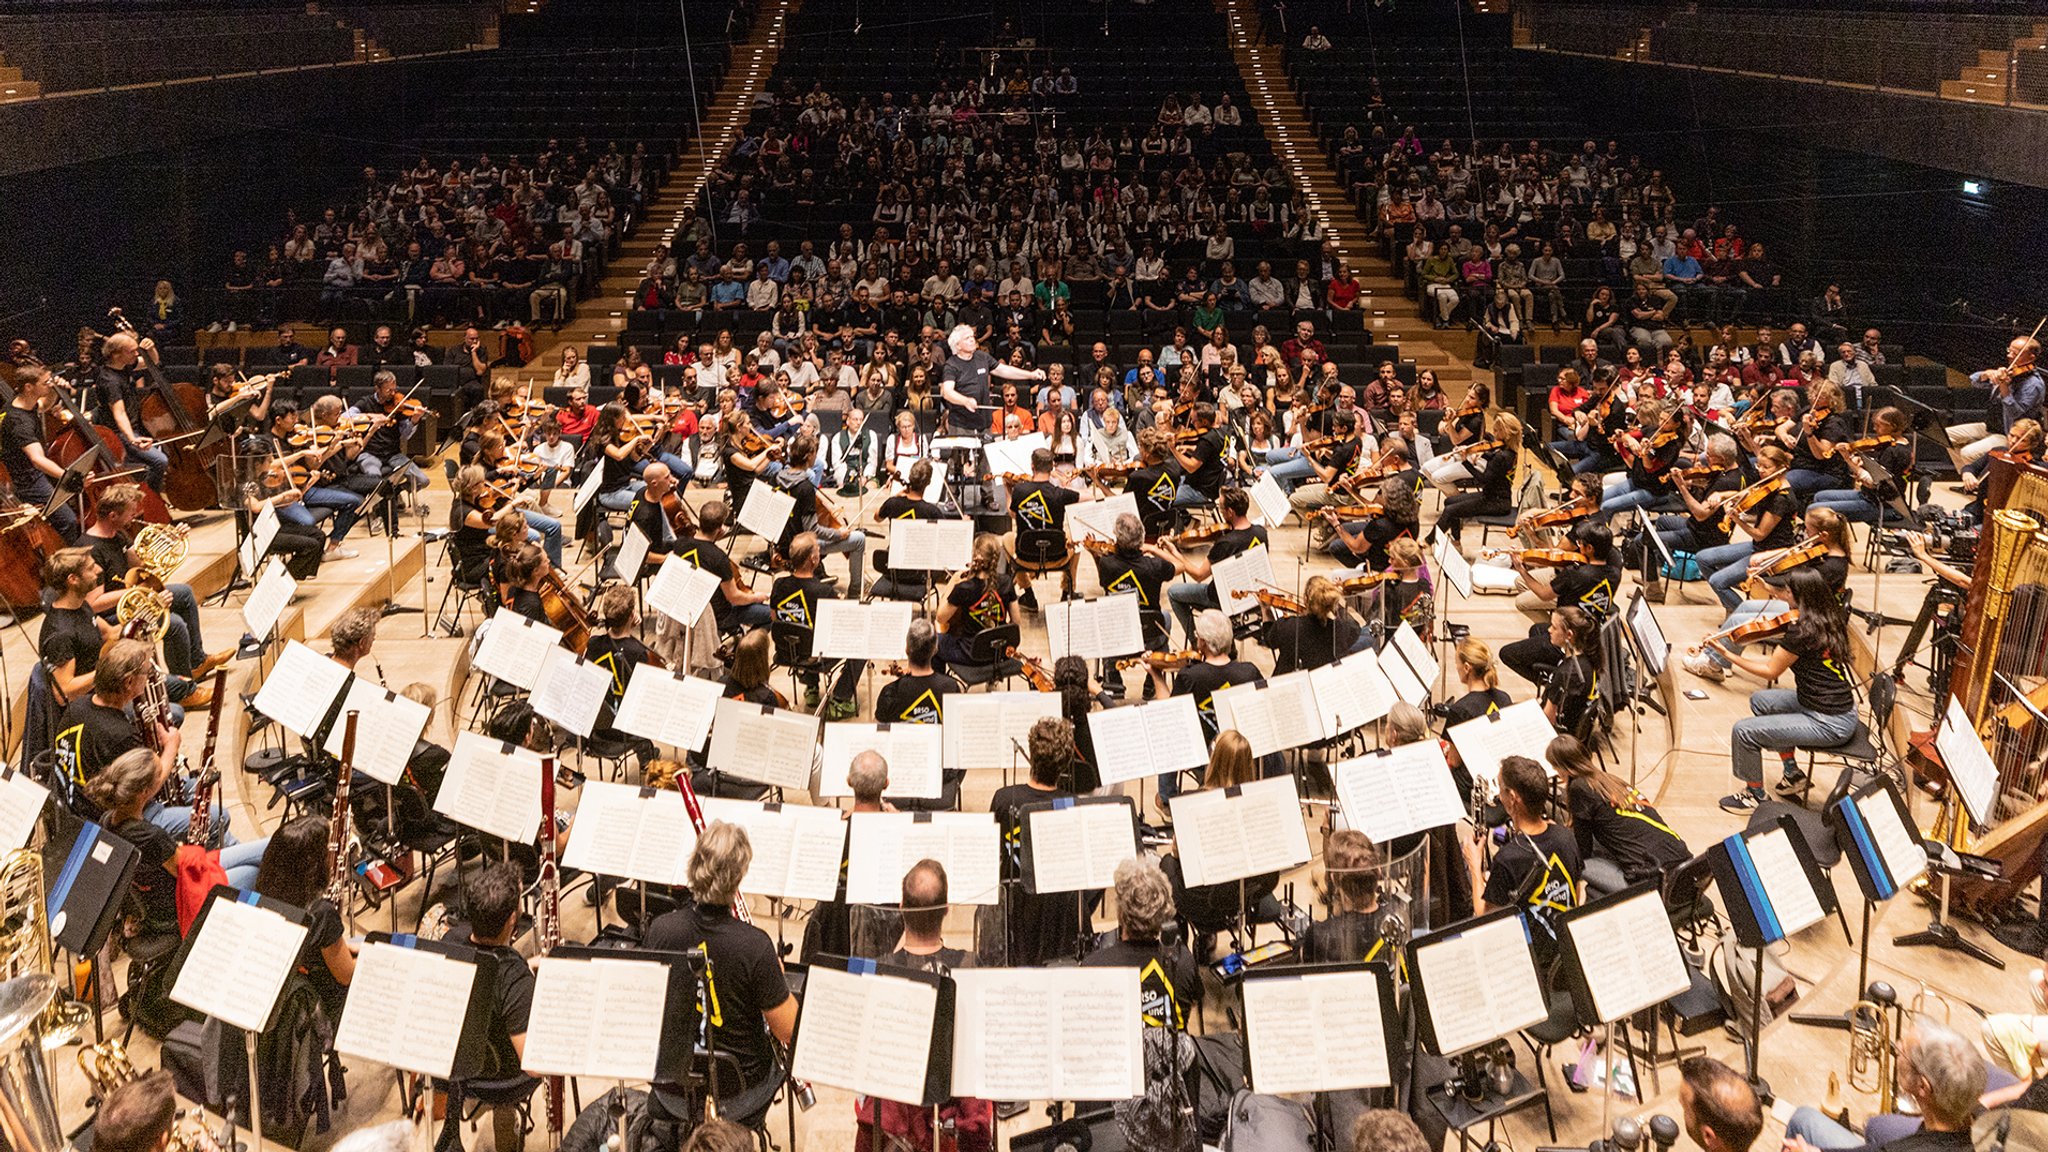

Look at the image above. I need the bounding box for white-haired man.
[938,323,1047,436]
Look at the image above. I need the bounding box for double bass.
[119,315,222,512]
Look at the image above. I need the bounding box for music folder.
[1556,881,1692,1027]
[1829,777,1931,903]
[334,932,496,1081]
[1239,961,1400,1095]
[1707,816,1834,949]
[42,815,139,956]
[791,955,954,1106]
[521,945,699,1083]
[1407,906,1549,1056]
[1019,795,1138,895]
[169,887,312,1034]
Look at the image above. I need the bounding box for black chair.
[951,623,1023,690]
[1010,528,1072,592]
[770,620,825,706]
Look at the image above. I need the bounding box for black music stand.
[1903,715,2008,968]
[44,443,102,519]
[1705,817,1836,1102]
[1794,777,1933,1029]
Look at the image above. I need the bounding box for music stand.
[1705,817,1836,1099]
[43,443,101,519]
[1239,961,1402,1146]
[1019,794,1138,960]
[1910,701,2008,968]
[791,954,954,1109]
[1794,777,1933,1029]
[528,945,702,1132]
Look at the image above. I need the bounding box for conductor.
[939,324,1047,436]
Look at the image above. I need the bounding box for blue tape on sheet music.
[48,824,97,922]
[392,934,418,949]
[238,890,261,906]
[1052,798,1075,810]
[1726,834,1784,944]
[848,957,877,976]
[1838,800,1893,900]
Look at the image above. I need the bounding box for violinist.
[1809,407,1912,525]
[1685,509,1851,688]
[1371,536,1435,640]
[1634,434,1743,591]
[746,375,802,441]
[253,402,363,561]
[1283,410,1365,518]
[1008,447,1083,608]
[528,422,576,514]
[476,429,563,571]
[1699,444,1797,611]
[205,362,273,442]
[1443,380,1491,449]
[581,585,656,768]
[1125,427,1180,540]
[1165,486,1267,642]
[870,460,955,602]
[1148,611,1262,805]
[1322,473,1418,573]
[774,433,865,589]
[84,484,228,689]
[1501,521,1618,690]
[1092,513,1181,692]
[1970,334,2042,436]
[874,618,960,725]
[448,465,500,590]
[1434,412,1523,546]
[91,332,169,492]
[238,459,325,580]
[1705,569,1860,812]
[1599,399,1690,522]
[1,360,82,541]
[346,370,430,493]
[589,403,649,516]
[770,532,864,719]
[990,718,1088,966]
[1781,381,1855,499]
[1443,639,1513,799]
[1568,365,1629,476]
[715,396,781,521]
[721,628,786,709]
[672,499,772,631]
[937,533,1017,674]
[1165,401,1228,510]
[1264,575,1362,674]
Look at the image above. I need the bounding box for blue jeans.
[1809,487,1880,524]
[1549,439,1592,462]
[1599,482,1664,523]
[1696,540,1756,612]
[145,797,237,846]
[1172,481,1212,508]
[1731,690,1859,786]
[522,509,564,568]
[1784,1107,1920,1151]
[1266,451,1317,490]
[12,472,80,542]
[1168,580,1219,644]
[120,434,169,491]
[597,482,643,512]
[1572,451,1620,476]
[1786,467,1840,499]
[288,486,365,544]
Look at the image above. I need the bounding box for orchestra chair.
[1160,852,1283,961]
[769,619,827,709]
[569,728,641,785]
[646,1052,784,1136]
[116,929,185,1044]
[1774,664,1890,807]
[1749,764,1859,871]
[1010,527,1073,594]
[948,622,1023,690]
[354,749,464,932]
[439,1069,541,1152]
[434,461,489,637]
[1472,467,1546,551]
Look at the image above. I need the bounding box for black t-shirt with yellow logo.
[1173,659,1262,741]
[945,575,1011,638]
[874,671,961,725]
[1126,464,1177,536]
[1550,560,1617,622]
[1483,822,1581,961]
[1093,549,1174,612]
[770,573,835,634]
[1009,479,1078,536]
[668,534,737,624]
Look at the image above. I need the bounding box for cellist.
[2,360,83,541]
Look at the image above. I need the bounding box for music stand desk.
[1426,1068,1552,1152]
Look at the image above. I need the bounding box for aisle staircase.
[1938,23,2048,106]
[1214,0,1478,394]
[529,0,798,366]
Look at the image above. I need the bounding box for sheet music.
[982,435,1045,477]
[1628,594,1669,678]
[1391,622,1440,684]
[950,967,1143,1101]
[1066,491,1137,544]
[561,780,695,885]
[612,665,724,752]
[1936,695,2000,828]
[941,692,1063,772]
[615,523,652,586]
[792,965,940,1104]
[1310,653,1399,735]
[1211,547,1279,618]
[1564,889,1692,1024]
[1379,643,1430,704]
[737,482,795,543]
[1247,472,1291,528]
[890,518,974,571]
[1088,696,1210,786]
[250,640,352,739]
[530,647,612,738]
[471,610,563,691]
[1447,700,1557,786]
[1044,593,1145,659]
[818,723,944,800]
[704,697,821,789]
[1432,530,1475,599]
[0,767,48,852]
[1414,914,1548,1054]
[1168,776,1313,886]
[1858,788,1929,891]
[334,941,480,1078]
[1026,799,1137,894]
[1214,674,1326,757]
[813,599,913,660]
[698,798,848,902]
[322,680,432,785]
[1334,743,1467,843]
[1745,826,1826,937]
[522,956,669,1081]
[1242,969,1393,1094]
[435,730,546,842]
[846,812,1001,905]
[247,501,281,578]
[170,895,309,1033]
[242,556,296,643]
[643,556,721,628]
[890,460,948,502]
[572,462,605,515]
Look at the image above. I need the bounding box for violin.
[475,480,524,514]
[1228,587,1306,614]
[1080,535,1115,556]
[1174,523,1226,547]
[1754,537,1827,578]
[1516,496,1596,535]
[1084,463,1135,482]
[1325,503,1385,520]
[1299,434,1344,456]
[381,389,429,421]
[1338,571,1398,592]
[1480,545,1592,568]
[1843,434,1902,454]
[1005,646,1058,692]
[1452,437,1502,459]
[1115,649,1199,671]
[1687,609,1798,656]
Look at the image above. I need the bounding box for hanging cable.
[1450,0,1478,148]
[678,0,713,246]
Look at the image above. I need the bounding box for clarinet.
[325,711,358,907]
[124,621,188,807]
[183,669,229,848]
[537,756,564,1146]
[672,772,817,1111]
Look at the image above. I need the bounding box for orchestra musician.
[870,459,953,602]
[1780,381,1855,499]
[475,430,564,571]
[92,332,170,491]
[666,497,770,632]
[1124,427,1179,538]
[1808,407,1913,525]
[936,532,1017,673]
[251,401,364,561]
[1432,413,1523,544]
[497,542,551,625]
[1301,830,1401,966]
[37,549,116,705]
[1683,507,1852,689]
[1631,434,1743,593]
[345,369,430,494]
[1701,569,1860,812]
[771,434,866,590]
[2,360,82,541]
[441,862,535,1152]
[721,628,785,708]
[1165,485,1266,643]
[85,484,230,689]
[875,618,961,726]
[57,639,231,836]
[989,717,1090,967]
[1473,755,1581,957]
[1285,410,1370,521]
[1567,365,1629,476]
[1598,398,1690,522]
[770,531,865,718]
[1007,447,1084,608]
[639,823,799,1124]
[1443,638,1513,802]
[1082,856,1203,1030]
[1263,574,1363,673]
[1537,606,1599,736]
[89,1069,179,1152]
[1145,610,1262,804]
[1321,473,1419,573]
[1092,512,1180,691]
[1696,444,1797,612]
[1547,734,1690,896]
[1165,401,1228,509]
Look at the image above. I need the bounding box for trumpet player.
[82,484,228,698]
[1782,1021,1985,1151]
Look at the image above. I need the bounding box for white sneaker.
[324,545,359,560]
[225,321,238,332]
[206,321,223,334]
[1680,650,1726,682]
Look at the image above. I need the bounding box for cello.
[0,493,65,611]
[120,314,221,511]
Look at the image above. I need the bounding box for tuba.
[1847,981,1899,1114]
[114,523,191,642]
[0,850,88,1049]
[0,974,65,1152]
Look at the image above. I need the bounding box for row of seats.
[0,9,356,89]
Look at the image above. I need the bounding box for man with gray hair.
[847,749,890,812]
[346,369,430,495]
[938,322,1045,436]
[1783,1022,1986,1150]
[1082,857,1202,1028]
[641,823,798,1120]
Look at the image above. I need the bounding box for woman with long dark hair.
[252,815,357,1016]
[1547,735,1689,895]
[1707,568,1860,812]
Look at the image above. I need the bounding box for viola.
[1843,434,1902,454]
[1755,537,1827,578]
[1338,571,1398,592]
[1517,496,1596,535]
[1481,545,1592,568]
[1115,649,1199,671]
[1005,646,1058,692]
[1326,503,1385,519]
[1080,535,1115,556]
[381,392,429,421]
[1174,523,1226,547]
[1238,588,1306,614]
[1688,609,1798,656]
